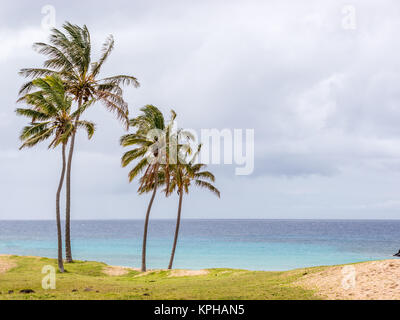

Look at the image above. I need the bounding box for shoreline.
[1,255,400,299]
[1,220,397,272]
[0,252,393,272]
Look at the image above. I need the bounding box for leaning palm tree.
[120,105,178,272]
[18,22,139,262]
[16,75,95,272]
[166,144,220,269]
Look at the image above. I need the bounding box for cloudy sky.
[1,0,400,220]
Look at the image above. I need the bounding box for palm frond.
[96,83,123,96]
[189,163,206,172]
[18,68,58,79]
[96,91,129,127]
[15,108,50,121]
[61,22,91,73]
[19,125,55,149]
[99,75,140,88]
[120,134,151,147]
[194,180,221,198]
[18,81,35,96]
[128,158,149,182]
[70,99,95,118]
[52,122,74,147]
[19,122,51,140]
[20,91,58,115]
[194,170,215,182]
[33,42,75,72]
[76,120,95,139]
[121,148,148,167]
[91,35,114,77]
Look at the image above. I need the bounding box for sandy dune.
[0,255,16,274]
[102,265,209,277]
[297,259,400,300]
[103,266,138,276]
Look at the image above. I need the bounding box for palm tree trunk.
[65,98,82,263]
[141,164,159,272]
[168,190,183,270]
[56,143,66,273]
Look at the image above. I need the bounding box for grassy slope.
[0,255,321,300]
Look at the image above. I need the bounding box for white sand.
[103,266,139,276]
[296,259,400,300]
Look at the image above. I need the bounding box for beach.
[296,259,400,300]
[1,254,399,300]
[2,220,399,300]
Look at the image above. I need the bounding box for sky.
[1,0,400,220]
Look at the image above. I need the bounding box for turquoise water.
[0,220,398,270]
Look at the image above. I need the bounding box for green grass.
[0,255,321,300]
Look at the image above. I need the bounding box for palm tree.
[18,22,139,262]
[120,105,178,272]
[166,144,220,269]
[16,75,95,272]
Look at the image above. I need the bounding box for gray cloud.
[1,0,400,219]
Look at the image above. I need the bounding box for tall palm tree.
[16,75,95,272]
[18,22,139,262]
[166,144,220,269]
[120,105,177,272]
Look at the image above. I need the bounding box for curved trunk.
[168,190,183,270]
[65,99,82,263]
[141,164,159,272]
[56,143,66,273]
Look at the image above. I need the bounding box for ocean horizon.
[1,219,399,271]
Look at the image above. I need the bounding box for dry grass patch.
[0,256,16,274]
[168,269,209,277]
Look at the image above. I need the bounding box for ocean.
[0,219,399,271]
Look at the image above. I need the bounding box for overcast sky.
[1,0,400,220]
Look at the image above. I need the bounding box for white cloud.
[0,27,47,62]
